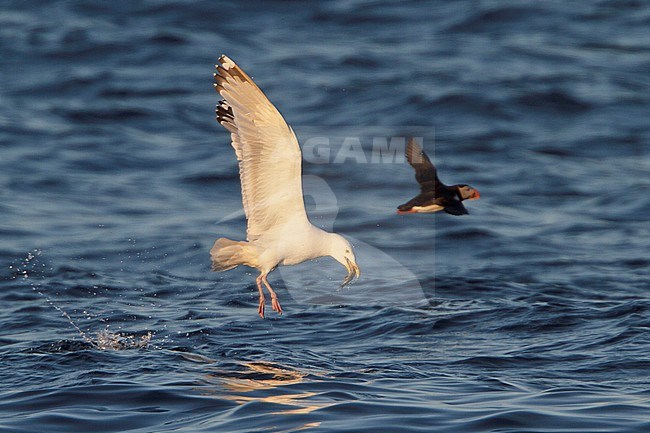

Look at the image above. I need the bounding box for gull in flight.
[210,55,360,318]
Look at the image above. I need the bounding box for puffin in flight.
[397,138,480,215]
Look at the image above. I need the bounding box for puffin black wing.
[405,138,440,192]
[440,198,469,215]
[397,191,436,212]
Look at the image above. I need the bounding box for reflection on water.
[219,362,323,417]
[219,361,308,392]
[214,361,328,419]
[183,355,330,425]
[274,422,323,432]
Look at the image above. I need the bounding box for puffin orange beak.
[471,190,480,200]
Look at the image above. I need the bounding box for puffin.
[397,138,480,215]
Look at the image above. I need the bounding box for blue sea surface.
[1,1,649,432]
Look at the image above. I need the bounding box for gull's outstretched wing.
[405,138,440,192]
[214,55,308,241]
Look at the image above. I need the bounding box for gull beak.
[341,258,361,288]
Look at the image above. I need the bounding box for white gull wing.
[214,55,309,242]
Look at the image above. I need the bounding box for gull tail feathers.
[210,238,261,272]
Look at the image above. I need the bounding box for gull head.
[329,234,360,288]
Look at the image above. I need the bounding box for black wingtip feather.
[216,100,234,124]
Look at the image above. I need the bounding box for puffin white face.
[330,235,360,287]
[457,184,481,201]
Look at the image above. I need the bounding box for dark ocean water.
[1,1,650,432]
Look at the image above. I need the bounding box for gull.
[210,55,360,318]
[397,138,480,215]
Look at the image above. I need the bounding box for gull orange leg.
[261,274,283,315]
[255,275,266,319]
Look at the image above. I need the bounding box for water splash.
[94,330,153,351]
[16,250,153,351]
[37,289,97,346]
